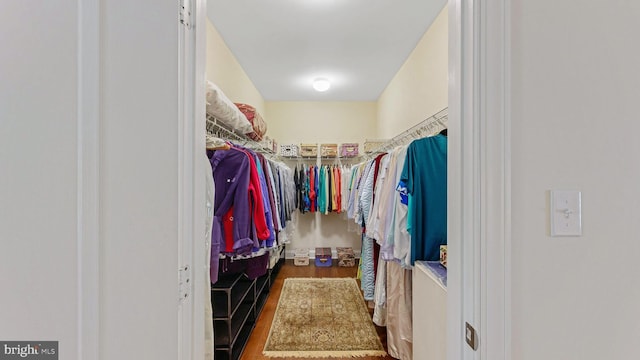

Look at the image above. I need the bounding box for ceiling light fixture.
[312,77,331,92]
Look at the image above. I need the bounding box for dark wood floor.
[240,260,396,360]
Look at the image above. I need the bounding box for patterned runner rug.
[263,277,387,358]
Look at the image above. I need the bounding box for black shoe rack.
[211,245,285,360]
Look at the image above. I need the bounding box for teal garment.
[400,134,447,264]
[318,165,327,213]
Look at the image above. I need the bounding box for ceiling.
[207,0,447,102]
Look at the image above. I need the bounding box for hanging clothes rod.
[365,107,448,157]
[205,114,279,158]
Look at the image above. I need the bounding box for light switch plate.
[550,190,582,236]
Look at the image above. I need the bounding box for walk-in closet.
[204,1,448,359]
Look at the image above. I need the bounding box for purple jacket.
[208,148,254,281]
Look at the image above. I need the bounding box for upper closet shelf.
[365,107,448,156]
[206,114,278,157]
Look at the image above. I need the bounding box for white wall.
[206,20,266,115]
[0,1,79,356]
[510,1,640,359]
[266,101,378,254]
[377,6,448,139]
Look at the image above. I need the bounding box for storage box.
[280,144,299,157]
[269,253,278,269]
[336,247,356,267]
[363,139,388,153]
[439,245,447,268]
[315,247,332,267]
[294,248,309,266]
[300,143,318,157]
[268,246,282,269]
[340,143,359,158]
[320,143,338,157]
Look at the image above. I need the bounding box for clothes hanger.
[206,134,231,150]
[207,143,231,151]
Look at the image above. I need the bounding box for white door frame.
[77,0,511,357]
[177,0,208,359]
[448,0,511,359]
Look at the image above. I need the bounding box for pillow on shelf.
[234,103,268,141]
[205,81,253,134]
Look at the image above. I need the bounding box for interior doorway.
[447,0,511,359]
[188,1,511,360]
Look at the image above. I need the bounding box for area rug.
[263,277,386,358]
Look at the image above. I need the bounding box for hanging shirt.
[278,168,287,225]
[347,165,360,219]
[331,166,338,212]
[294,166,301,211]
[317,165,326,213]
[371,153,387,280]
[257,155,277,230]
[335,166,342,214]
[358,160,378,301]
[400,134,448,264]
[297,166,305,213]
[366,153,391,241]
[309,165,316,212]
[327,166,332,214]
[272,164,283,226]
[360,160,376,226]
[377,149,403,260]
[252,153,275,247]
[341,165,349,213]
[264,160,283,233]
[392,145,411,266]
[355,161,374,224]
[233,147,271,247]
[314,166,319,212]
[285,165,296,221]
[302,165,311,212]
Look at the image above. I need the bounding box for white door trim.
[448,0,511,359]
[177,0,208,359]
[177,0,195,357]
[77,0,101,359]
[480,1,511,359]
[446,0,466,358]
[190,1,209,359]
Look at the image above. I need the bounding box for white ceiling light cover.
[312,78,331,92]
